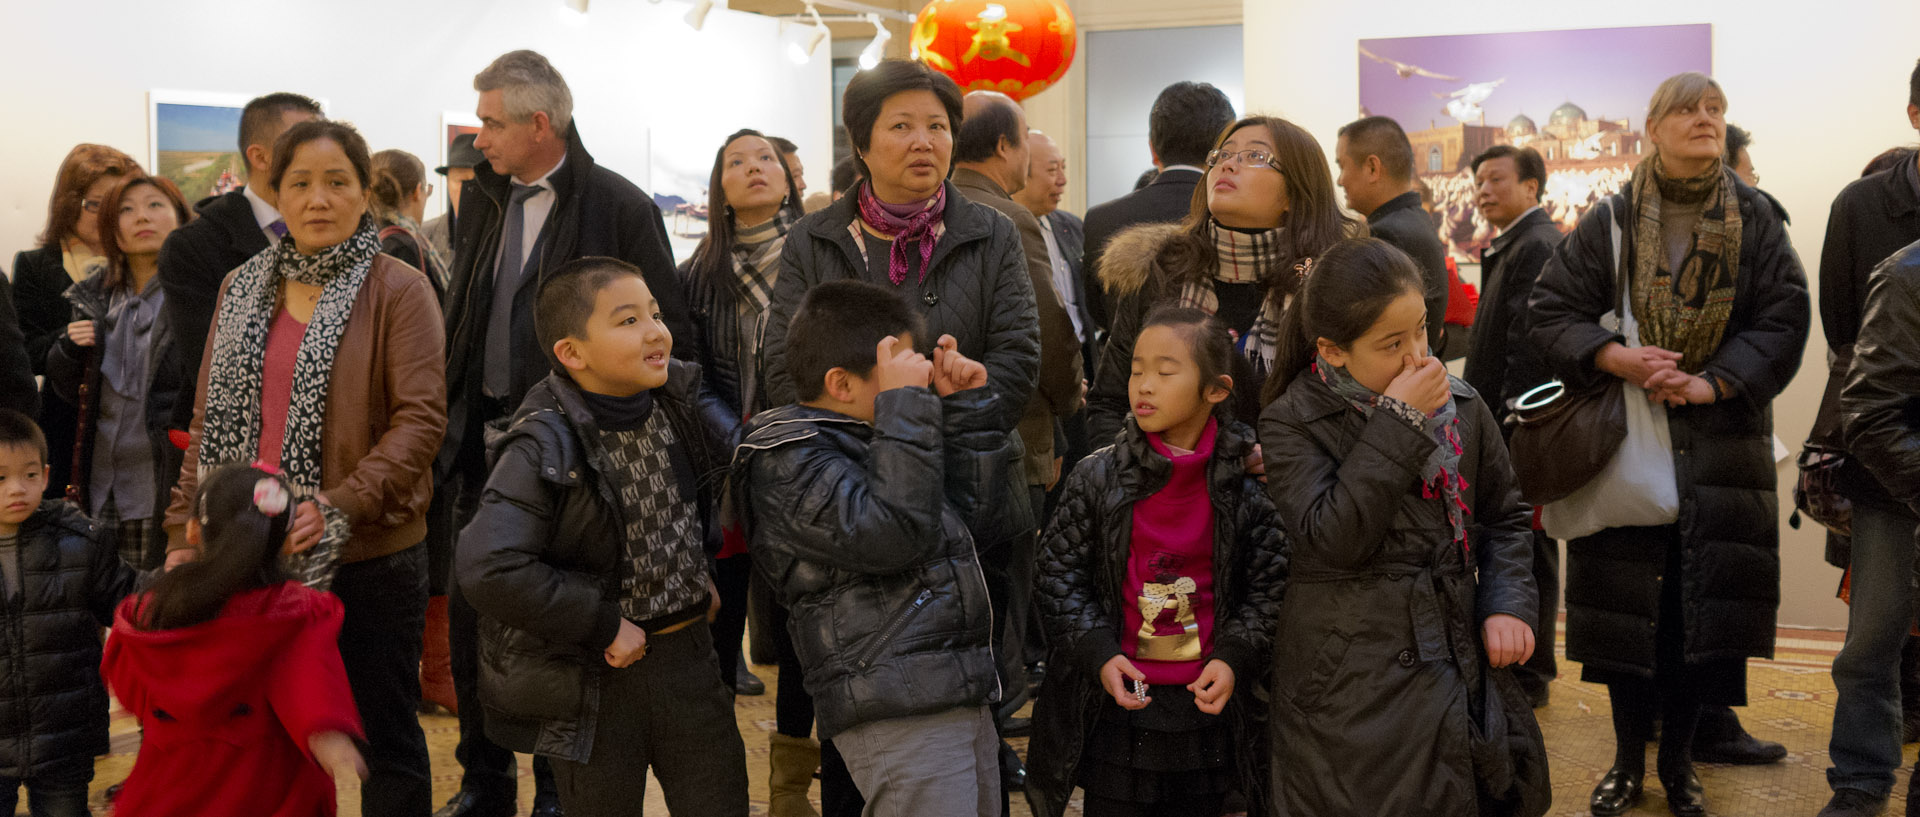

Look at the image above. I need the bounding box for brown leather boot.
[420,594,457,715]
[768,733,821,817]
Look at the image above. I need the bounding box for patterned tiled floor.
[39,623,1916,816]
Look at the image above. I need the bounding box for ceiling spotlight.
[858,13,891,69]
[787,4,829,65]
[685,0,714,30]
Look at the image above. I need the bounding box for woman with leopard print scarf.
[162,120,449,816]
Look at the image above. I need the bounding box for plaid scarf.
[1315,355,1471,552]
[1178,221,1289,373]
[1628,153,1742,373]
[853,182,947,285]
[197,217,378,588]
[728,213,791,413]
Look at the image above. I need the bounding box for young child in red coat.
[102,463,366,816]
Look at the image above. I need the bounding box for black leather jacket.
[734,387,1012,739]
[1025,416,1288,817]
[454,361,734,762]
[1843,238,1920,514]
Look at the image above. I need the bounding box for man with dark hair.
[1462,143,1562,709]
[950,89,1080,792]
[436,48,687,817]
[156,91,322,427]
[1335,115,1446,351]
[767,135,807,200]
[1814,57,1920,817]
[1081,81,1235,332]
[829,156,861,201]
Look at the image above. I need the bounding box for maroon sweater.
[1120,418,1219,685]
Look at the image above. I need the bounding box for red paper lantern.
[909,0,1077,102]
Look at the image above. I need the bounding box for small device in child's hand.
[1127,678,1148,702]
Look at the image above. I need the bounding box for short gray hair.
[474,50,574,135]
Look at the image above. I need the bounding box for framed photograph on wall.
[148,90,330,203]
[1357,24,1711,262]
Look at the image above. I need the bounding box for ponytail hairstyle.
[1262,237,1426,404]
[1139,305,1235,418]
[135,463,293,631]
[367,149,427,227]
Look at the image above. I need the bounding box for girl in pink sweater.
[1027,307,1290,817]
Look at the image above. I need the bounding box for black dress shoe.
[432,791,515,817]
[1661,769,1706,817]
[1691,729,1787,765]
[1589,766,1645,817]
[529,801,565,817]
[735,655,766,696]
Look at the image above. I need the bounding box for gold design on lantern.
[961,4,1030,66]
[1135,576,1200,662]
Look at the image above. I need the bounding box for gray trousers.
[834,705,1000,817]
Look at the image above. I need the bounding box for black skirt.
[1078,684,1233,803]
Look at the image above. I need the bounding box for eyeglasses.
[422,182,436,198]
[1206,149,1276,170]
[79,199,101,213]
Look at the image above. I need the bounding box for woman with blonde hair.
[1530,72,1809,817]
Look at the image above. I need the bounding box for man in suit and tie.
[435,49,688,817]
[1080,81,1236,333]
[1015,130,1098,506]
[157,92,323,427]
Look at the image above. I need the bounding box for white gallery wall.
[0,0,833,263]
[1246,0,1920,629]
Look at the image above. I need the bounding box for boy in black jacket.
[455,258,746,816]
[736,281,1007,817]
[0,409,139,816]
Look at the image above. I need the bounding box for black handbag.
[1508,378,1628,506]
[1793,346,1855,535]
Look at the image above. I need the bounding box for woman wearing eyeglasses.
[368,149,449,303]
[1086,116,1364,443]
[14,145,146,372]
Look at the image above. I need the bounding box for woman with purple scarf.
[759,58,1041,817]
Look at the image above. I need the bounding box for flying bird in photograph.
[1358,45,1461,81]
[1434,78,1506,122]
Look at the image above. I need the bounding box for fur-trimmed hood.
[1096,222,1191,299]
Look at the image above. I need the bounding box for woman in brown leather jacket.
[164,119,447,817]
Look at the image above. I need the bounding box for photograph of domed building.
[1359,24,1708,261]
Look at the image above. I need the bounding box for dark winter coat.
[1842,238,1920,514]
[1365,191,1449,353]
[454,362,733,763]
[156,191,271,431]
[1088,223,1276,445]
[9,247,74,378]
[1025,416,1288,817]
[761,182,1040,549]
[439,123,691,479]
[44,270,186,537]
[1259,373,1539,816]
[734,387,1010,739]
[0,500,139,778]
[1528,183,1809,677]
[1462,206,1566,429]
[1818,157,1920,515]
[0,272,37,418]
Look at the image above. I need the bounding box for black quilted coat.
[1025,416,1288,817]
[454,361,734,763]
[734,387,1013,739]
[1260,374,1542,816]
[1528,184,1809,678]
[0,500,138,778]
[760,182,1039,552]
